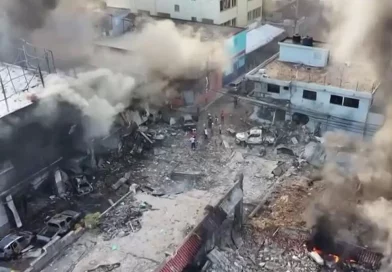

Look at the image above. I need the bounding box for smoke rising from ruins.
[307,1,392,269]
[0,0,228,140]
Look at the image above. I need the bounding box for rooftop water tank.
[302,36,314,47]
[293,34,301,44]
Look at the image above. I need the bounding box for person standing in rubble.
[207,113,213,129]
[204,125,208,140]
[220,110,225,125]
[233,96,238,108]
[190,135,196,150]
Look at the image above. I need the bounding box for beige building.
[105,0,263,27]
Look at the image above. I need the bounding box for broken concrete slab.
[207,248,237,272]
[170,171,203,180]
[275,145,295,156]
[272,162,290,177]
[291,137,299,145]
[302,142,326,168]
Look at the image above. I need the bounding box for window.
[232,0,237,7]
[330,95,343,105]
[220,0,231,11]
[191,17,197,21]
[302,90,317,100]
[231,18,237,26]
[157,12,171,18]
[283,86,289,90]
[247,11,252,21]
[343,97,359,108]
[267,84,280,94]
[174,4,180,12]
[202,18,214,24]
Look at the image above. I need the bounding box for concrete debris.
[170,117,176,126]
[222,140,230,149]
[171,171,203,180]
[226,128,236,136]
[275,145,295,156]
[207,248,241,272]
[86,263,121,272]
[291,137,299,145]
[100,195,151,240]
[302,142,326,168]
[230,151,244,164]
[272,162,290,177]
[111,177,128,191]
[205,240,320,272]
[308,251,324,266]
[22,248,44,259]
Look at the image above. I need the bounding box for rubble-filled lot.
[34,95,353,272]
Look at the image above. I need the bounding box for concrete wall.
[26,228,85,272]
[278,42,330,68]
[223,30,247,84]
[253,78,373,123]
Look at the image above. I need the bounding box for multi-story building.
[245,35,385,139]
[105,0,263,27]
[95,13,247,107]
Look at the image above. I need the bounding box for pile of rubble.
[99,197,153,241]
[204,226,319,272]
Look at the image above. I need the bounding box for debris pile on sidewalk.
[100,198,153,240]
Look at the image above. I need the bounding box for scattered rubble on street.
[18,96,377,272]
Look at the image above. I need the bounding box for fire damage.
[0,94,386,272]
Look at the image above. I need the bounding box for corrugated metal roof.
[157,234,202,272]
[246,24,285,54]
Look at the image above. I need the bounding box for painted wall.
[223,30,247,85]
[279,42,330,68]
[253,78,372,123]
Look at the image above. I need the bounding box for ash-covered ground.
[36,95,340,272]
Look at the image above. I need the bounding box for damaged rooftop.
[252,37,380,93]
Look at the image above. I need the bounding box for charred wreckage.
[0,97,160,258]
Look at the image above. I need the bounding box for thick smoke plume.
[0,0,228,140]
[307,0,392,269]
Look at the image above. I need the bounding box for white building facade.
[245,37,385,139]
[105,0,263,27]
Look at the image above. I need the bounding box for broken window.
[330,95,343,105]
[232,0,237,7]
[231,18,237,26]
[303,90,317,101]
[174,4,180,12]
[343,97,359,108]
[283,86,289,90]
[267,84,280,94]
[247,11,252,21]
